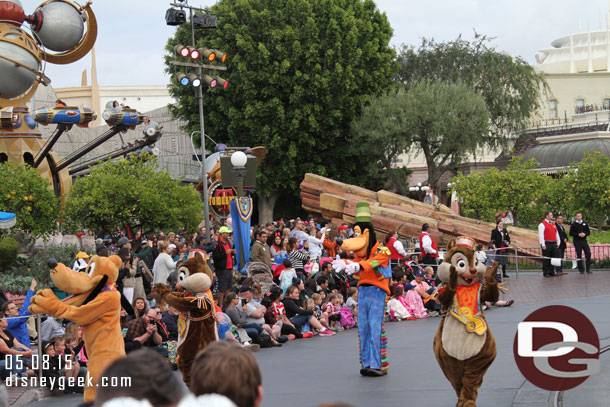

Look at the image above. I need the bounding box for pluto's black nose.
[47,258,58,269]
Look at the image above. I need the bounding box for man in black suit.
[570,212,592,274]
[555,214,568,275]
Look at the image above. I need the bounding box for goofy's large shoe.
[342,201,392,376]
[433,236,500,407]
[29,256,125,403]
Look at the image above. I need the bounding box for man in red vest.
[419,224,439,272]
[538,211,560,277]
[385,229,407,268]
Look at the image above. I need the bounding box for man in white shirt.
[538,211,560,277]
[419,224,439,272]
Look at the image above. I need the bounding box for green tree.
[451,157,552,226]
[0,162,59,237]
[165,0,397,222]
[565,151,610,226]
[403,80,490,195]
[350,88,412,194]
[64,155,203,235]
[397,35,548,141]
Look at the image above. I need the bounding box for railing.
[575,104,610,115]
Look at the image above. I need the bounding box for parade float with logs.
[300,173,540,250]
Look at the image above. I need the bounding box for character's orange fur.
[29,256,125,402]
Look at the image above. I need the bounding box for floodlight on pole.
[213,49,227,63]
[174,44,190,58]
[202,74,217,88]
[214,76,228,89]
[176,72,190,86]
[189,73,201,87]
[198,48,215,62]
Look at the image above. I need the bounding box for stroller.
[247,261,278,295]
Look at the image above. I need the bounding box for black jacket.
[282,297,313,319]
[490,228,510,250]
[212,239,233,270]
[161,311,179,341]
[556,223,568,250]
[569,221,590,241]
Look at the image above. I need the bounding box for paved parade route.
[21,272,610,407]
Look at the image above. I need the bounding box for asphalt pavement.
[21,282,610,407]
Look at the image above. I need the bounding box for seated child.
[279,259,297,294]
[311,293,329,328]
[387,286,415,321]
[412,269,441,316]
[424,266,436,287]
[323,293,342,331]
[344,287,358,318]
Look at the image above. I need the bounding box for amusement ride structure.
[0,0,162,199]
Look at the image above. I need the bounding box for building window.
[23,152,34,167]
[575,98,585,114]
[549,100,558,118]
[604,98,610,110]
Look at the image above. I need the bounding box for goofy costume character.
[342,201,392,377]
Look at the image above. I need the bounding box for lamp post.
[408,182,430,202]
[230,150,248,269]
[230,151,248,198]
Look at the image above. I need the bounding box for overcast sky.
[33,0,610,88]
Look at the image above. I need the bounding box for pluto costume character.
[156,251,218,387]
[341,201,392,377]
[433,236,500,407]
[29,255,125,403]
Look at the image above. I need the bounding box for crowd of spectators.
[0,216,515,405]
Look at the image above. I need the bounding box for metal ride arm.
[33,124,68,168]
[52,125,126,174]
[68,137,158,176]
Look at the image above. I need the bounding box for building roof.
[522,138,610,168]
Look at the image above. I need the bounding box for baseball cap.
[415,269,425,277]
[118,237,131,246]
[338,225,348,231]
[219,226,232,234]
[76,251,89,259]
[239,285,252,293]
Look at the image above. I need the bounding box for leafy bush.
[588,231,610,244]
[0,236,19,272]
[0,274,35,296]
[7,244,81,291]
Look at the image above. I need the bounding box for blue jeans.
[0,349,29,379]
[242,323,263,341]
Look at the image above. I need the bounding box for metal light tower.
[167,1,228,243]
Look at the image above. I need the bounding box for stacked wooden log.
[300,173,540,249]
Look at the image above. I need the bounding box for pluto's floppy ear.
[108,255,122,268]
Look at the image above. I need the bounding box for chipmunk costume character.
[341,201,392,377]
[433,236,500,407]
[29,256,125,403]
[156,251,218,387]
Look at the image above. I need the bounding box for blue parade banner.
[230,197,253,271]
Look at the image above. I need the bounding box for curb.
[11,387,50,406]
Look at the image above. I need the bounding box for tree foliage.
[0,162,59,237]
[450,157,559,226]
[165,0,397,219]
[403,80,489,195]
[350,88,412,194]
[565,151,610,226]
[397,34,548,141]
[64,155,203,235]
